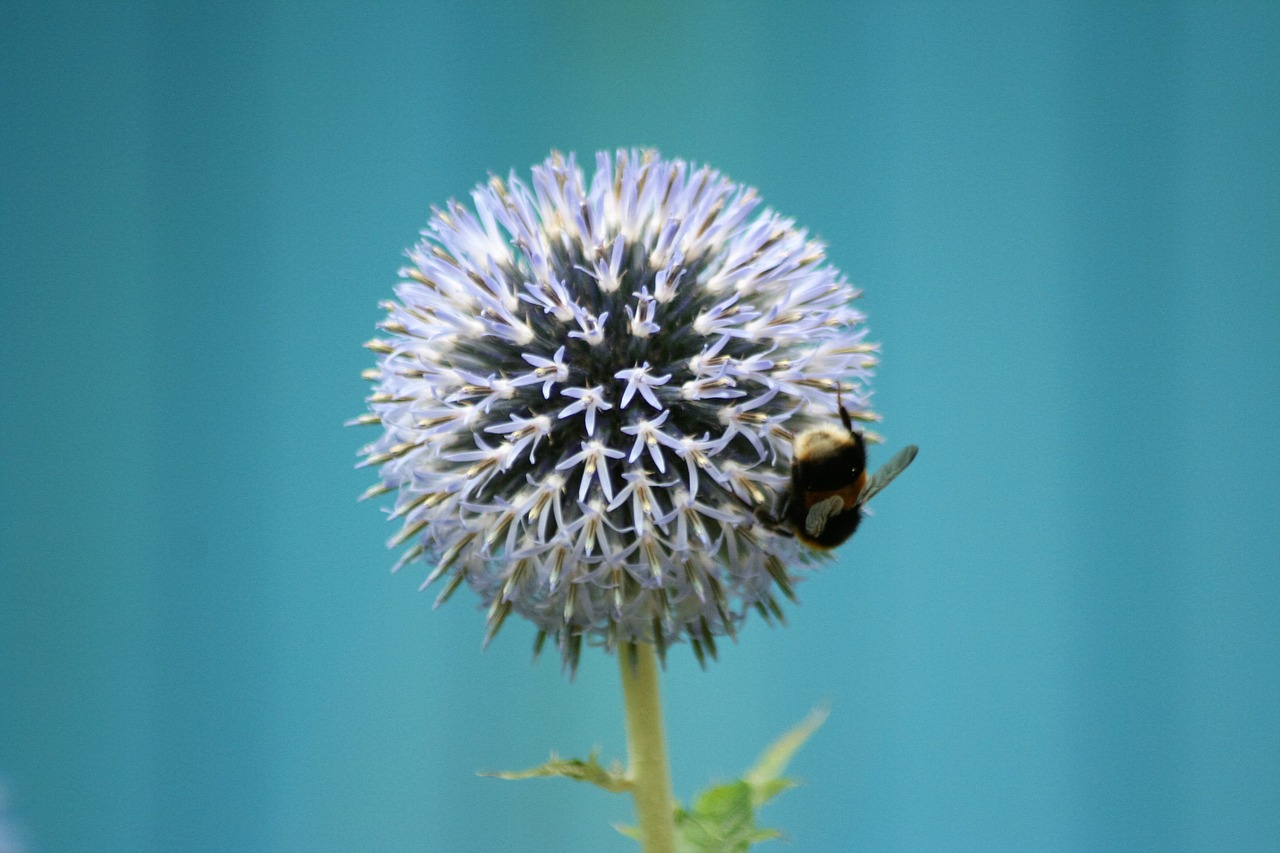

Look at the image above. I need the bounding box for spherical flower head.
[357,149,879,672]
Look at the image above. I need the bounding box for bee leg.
[804,495,844,538]
[774,490,793,522]
[837,386,854,432]
[708,478,793,538]
[752,505,791,536]
[759,492,794,537]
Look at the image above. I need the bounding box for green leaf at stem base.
[481,749,631,794]
[620,706,829,852]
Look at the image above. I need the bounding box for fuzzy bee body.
[752,396,917,549]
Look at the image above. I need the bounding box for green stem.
[619,642,677,853]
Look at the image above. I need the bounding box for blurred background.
[2,2,1278,850]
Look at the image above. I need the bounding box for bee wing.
[857,445,918,506]
[805,495,845,537]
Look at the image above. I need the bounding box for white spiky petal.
[358,149,879,672]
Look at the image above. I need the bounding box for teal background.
[3,2,1278,851]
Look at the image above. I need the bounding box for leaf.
[743,705,829,806]
[674,781,756,852]
[665,707,829,852]
[547,708,830,851]
[480,749,631,794]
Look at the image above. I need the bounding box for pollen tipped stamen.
[548,545,570,591]
[483,599,513,648]
[358,483,393,502]
[563,584,578,623]
[388,491,434,521]
[357,440,422,469]
[391,543,424,573]
[432,572,467,609]
[642,539,664,583]
[611,565,627,618]
[389,519,428,549]
[686,562,706,604]
[419,531,478,590]
[690,637,706,669]
[651,615,667,665]
[764,553,795,601]
[483,510,518,551]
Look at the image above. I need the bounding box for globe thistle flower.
[356,149,879,672]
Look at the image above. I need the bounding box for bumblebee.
[752,393,918,549]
